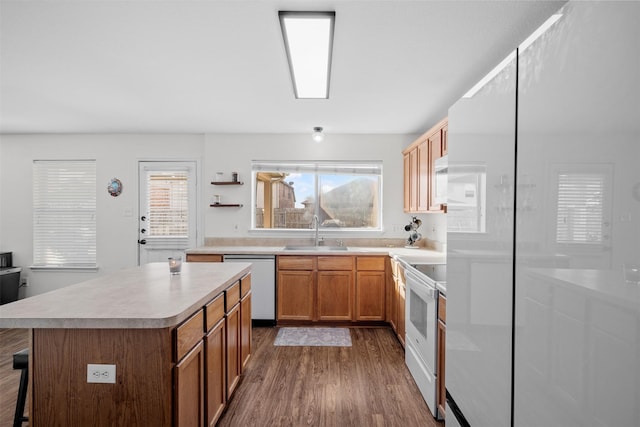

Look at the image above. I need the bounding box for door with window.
[138,161,197,265]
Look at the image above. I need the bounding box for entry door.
[138,161,197,265]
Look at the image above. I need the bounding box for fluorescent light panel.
[462,13,562,98]
[279,11,335,99]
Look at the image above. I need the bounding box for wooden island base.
[32,328,173,426]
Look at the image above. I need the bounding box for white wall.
[1,131,447,297]
[0,134,205,296]
[202,133,445,241]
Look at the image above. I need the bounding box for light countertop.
[0,262,250,329]
[186,245,446,264]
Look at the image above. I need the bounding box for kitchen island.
[0,262,251,427]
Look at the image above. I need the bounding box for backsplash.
[204,236,444,251]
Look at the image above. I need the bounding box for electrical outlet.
[87,364,116,384]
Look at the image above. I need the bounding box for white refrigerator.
[446,2,640,426]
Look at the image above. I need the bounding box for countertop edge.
[0,264,251,329]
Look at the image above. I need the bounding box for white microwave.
[434,155,448,205]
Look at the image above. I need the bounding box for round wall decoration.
[107,178,123,197]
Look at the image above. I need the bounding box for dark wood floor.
[0,328,30,426]
[0,327,443,427]
[218,327,443,427]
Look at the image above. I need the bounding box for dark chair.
[13,348,28,427]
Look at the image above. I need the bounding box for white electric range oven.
[404,262,446,420]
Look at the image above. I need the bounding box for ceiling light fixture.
[312,127,324,143]
[279,11,335,99]
[462,13,562,98]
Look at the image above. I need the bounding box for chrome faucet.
[312,215,320,246]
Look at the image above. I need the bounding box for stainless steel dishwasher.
[223,254,276,326]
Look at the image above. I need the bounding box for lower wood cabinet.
[355,257,386,321]
[174,341,205,427]
[277,255,386,324]
[317,270,354,321]
[205,319,226,427]
[397,268,406,348]
[225,291,241,397]
[277,270,315,320]
[240,276,252,371]
[173,275,252,427]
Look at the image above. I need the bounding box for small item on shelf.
[215,172,224,182]
[168,257,182,274]
[213,195,221,205]
[232,172,239,182]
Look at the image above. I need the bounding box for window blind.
[145,171,189,247]
[556,173,605,244]
[33,160,96,268]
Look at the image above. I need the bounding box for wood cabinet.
[240,274,252,371]
[355,256,386,321]
[402,117,448,213]
[225,282,241,397]
[388,257,406,347]
[277,269,315,320]
[205,293,226,426]
[428,129,444,211]
[437,293,446,419]
[174,310,205,427]
[317,256,354,321]
[205,319,226,426]
[24,263,249,427]
[397,262,406,348]
[277,255,386,325]
[186,254,223,263]
[175,341,205,427]
[387,258,398,331]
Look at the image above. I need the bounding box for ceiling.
[0,0,565,135]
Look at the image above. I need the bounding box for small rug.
[274,327,352,347]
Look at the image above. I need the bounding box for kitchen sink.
[283,245,349,251]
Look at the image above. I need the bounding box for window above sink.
[251,160,383,232]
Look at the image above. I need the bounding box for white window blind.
[556,172,605,245]
[33,160,96,268]
[146,171,189,246]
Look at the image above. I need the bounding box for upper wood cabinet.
[403,117,448,213]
